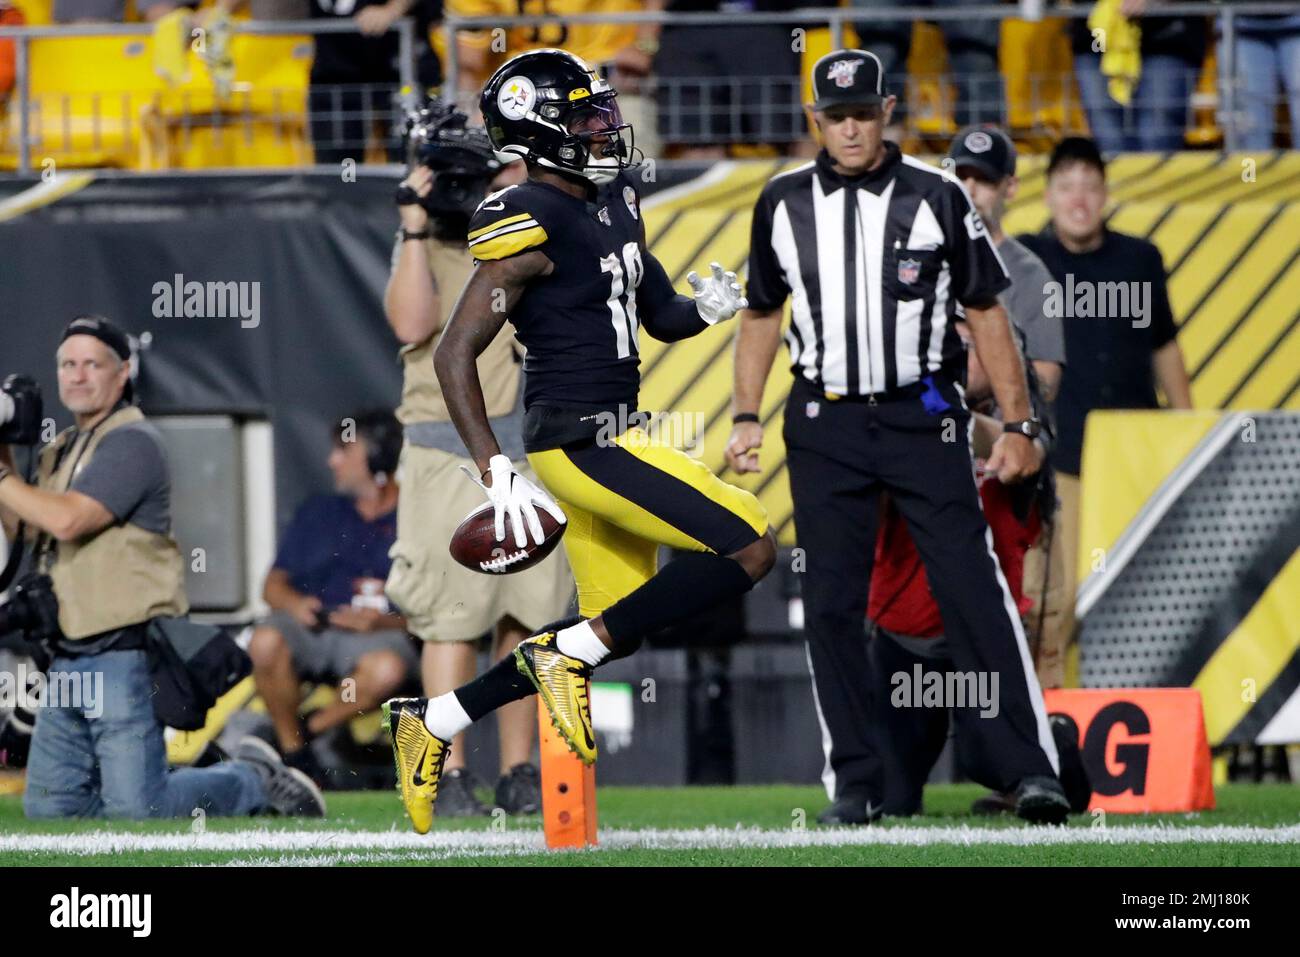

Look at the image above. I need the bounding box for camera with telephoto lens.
[0,573,62,648]
[0,375,43,445]
[397,97,502,225]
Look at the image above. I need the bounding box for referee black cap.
[948,125,1017,182]
[810,49,886,110]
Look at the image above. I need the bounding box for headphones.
[348,410,403,483]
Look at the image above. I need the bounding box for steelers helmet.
[480,48,636,186]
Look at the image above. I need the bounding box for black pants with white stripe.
[784,375,1060,806]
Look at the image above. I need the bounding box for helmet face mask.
[482,50,638,187]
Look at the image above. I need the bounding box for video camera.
[0,375,42,446]
[397,97,503,223]
[0,574,61,650]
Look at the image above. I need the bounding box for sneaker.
[1012,775,1070,825]
[235,736,326,818]
[0,708,34,769]
[436,768,490,818]
[495,762,541,815]
[381,697,451,834]
[515,631,596,765]
[283,746,329,789]
[816,796,882,826]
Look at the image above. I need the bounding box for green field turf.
[2,784,1299,866]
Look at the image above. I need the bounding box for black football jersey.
[466,172,648,414]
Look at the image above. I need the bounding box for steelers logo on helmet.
[480,49,637,187]
[498,75,537,121]
[964,130,994,153]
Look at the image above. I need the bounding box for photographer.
[382,100,574,816]
[0,316,323,819]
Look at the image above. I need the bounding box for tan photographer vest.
[396,237,521,425]
[35,406,189,640]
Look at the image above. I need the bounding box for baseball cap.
[810,49,886,111]
[61,314,131,361]
[948,125,1018,182]
[61,314,135,401]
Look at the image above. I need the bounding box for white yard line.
[3,824,1299,860]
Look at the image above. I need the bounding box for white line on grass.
[4,824,1300,862]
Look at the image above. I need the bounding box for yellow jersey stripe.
[468,212,533,240]
[470,225,549,261]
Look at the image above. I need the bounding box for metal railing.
[1,1,1298,174]
[0,18,419,174]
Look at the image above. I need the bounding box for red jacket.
[868,474,1041,638]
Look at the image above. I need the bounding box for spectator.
[1,316,322,819]
[947,124,1069,688]
[851,0,1002,134]
[1070,0,1207,152]
[447,0,662,158]
[308,0,423,165]
[1216,3,1300,148]
[247,409,418,786]
[655,0,804,157]
[1019,136,1192,673]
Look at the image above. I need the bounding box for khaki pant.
[1022,473,1080,689]
[385,444,575,643]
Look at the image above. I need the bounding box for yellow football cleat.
[514,631,596,765]
[381,697,450,834]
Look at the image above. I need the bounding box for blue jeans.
[23,648,266,819]
[1219,16,1300,149]
[1074,52,1198,152]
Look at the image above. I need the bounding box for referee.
[728,49,1068,824]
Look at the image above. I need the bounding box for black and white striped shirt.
[746,143,1011,396]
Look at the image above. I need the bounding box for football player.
[382,48,776,833]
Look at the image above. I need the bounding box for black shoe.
[283,746,329,789]
[816,796,882,826]
[0,708,34,769]
[971,791,1016,816]
[435,768,490,818]
[495,763,541,815]
[236,736,327,818]
[1012,775,1070,825]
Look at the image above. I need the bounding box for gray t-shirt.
[70,422,171,536]
[998,235,1067,367]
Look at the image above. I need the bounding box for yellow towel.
[151,8,191,86]
[1087,0,1142,107]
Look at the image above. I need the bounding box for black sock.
[452,615,584,721]
[602,552,754,654]
[454,656,533,722]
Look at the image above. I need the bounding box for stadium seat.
[0,29,311,170]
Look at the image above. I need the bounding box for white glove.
[687,261,748,325]
[460,454,566,548]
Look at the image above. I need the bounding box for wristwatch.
[399,228,430,242]
[1003,418,1043,439]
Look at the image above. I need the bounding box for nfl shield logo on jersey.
[597,206,612,226]
[897,258,921,285]
[805,401,820,419]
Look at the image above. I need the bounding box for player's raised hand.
[688,262,747,325]
[461,454,566,548]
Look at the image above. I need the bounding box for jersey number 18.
[600,242,643,359]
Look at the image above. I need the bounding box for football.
[448,502,565,574]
